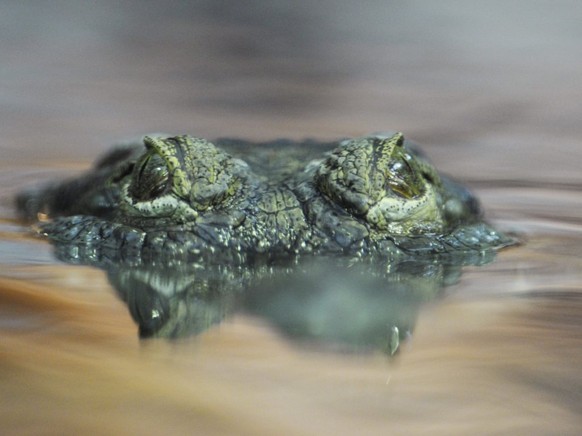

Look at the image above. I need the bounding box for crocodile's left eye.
[129,153,170,201]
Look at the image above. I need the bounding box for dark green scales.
[17,132,513,264]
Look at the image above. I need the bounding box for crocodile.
[15,132,516,351]
[16,132,513,264]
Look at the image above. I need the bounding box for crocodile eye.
[129,153,170,201]
[386,158,422,199]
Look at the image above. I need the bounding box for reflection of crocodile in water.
[16,132,514,263]
[16,132,515,354]
[82,254,473,355]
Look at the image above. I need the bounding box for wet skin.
[16,132,514,263]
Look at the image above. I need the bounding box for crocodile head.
[120,136,251,226]
[315,132,448,236]
[18,132,512,260]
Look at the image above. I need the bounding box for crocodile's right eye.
[129,153,170,201]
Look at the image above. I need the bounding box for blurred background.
[2,1,582,434]
[2,0,581,182]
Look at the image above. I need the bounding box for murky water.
[2,2,582,434]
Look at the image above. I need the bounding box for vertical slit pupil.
[130,153,170,201]
[387,158,421,199]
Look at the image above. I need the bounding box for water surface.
[1,1,582,434]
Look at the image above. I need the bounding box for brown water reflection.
[1,241,581,434]
[2,1,582,434]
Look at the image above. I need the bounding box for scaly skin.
[16,133,514,263]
